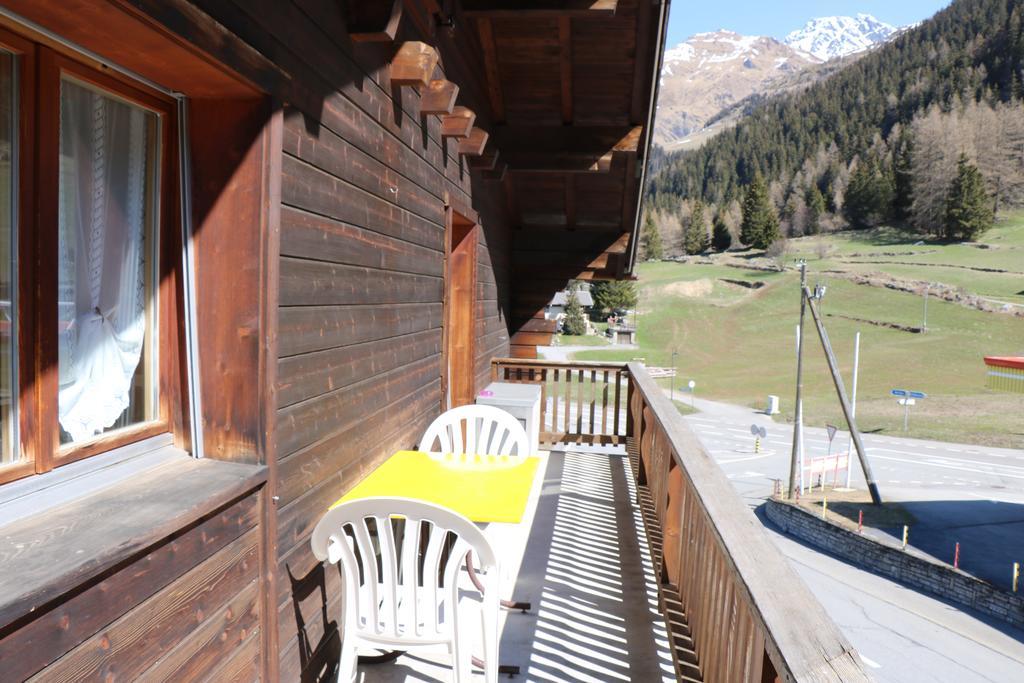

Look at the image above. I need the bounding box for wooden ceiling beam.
[559,17,573,125]
[476,18,506,123]
[494,125,642,172]
[461,0,618,17]
[442,106,476,138]
[391,41,439,89]
[629,0,654,124]
[421,79,460,115]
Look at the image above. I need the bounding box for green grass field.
[572,215,1024,448]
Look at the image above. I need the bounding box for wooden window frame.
[0,34,186,485]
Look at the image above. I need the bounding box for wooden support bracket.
[458,127,489,156]
[469,146,500,171]
[421,79,460,115]
[343,0,404,42]
[391,41,439,89]
[442,106,476,138]
[482,162,508,182]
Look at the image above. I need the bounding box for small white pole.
[798,400,806,494]
[923,285,929,333]
[794,323,802,493]
[845,331,860,488]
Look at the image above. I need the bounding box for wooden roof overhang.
[454,0,670,330]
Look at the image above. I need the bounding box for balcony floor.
[355,448,676,682]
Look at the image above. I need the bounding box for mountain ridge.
[654,14,901,148]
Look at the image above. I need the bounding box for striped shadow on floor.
[498,448,678,682]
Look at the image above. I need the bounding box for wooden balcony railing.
[491,358,630,446]
[490,358,870,682]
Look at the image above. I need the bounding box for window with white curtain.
[57,78,159,445]
[0,26,184,487]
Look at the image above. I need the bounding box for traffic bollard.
[1015,563,1020,593]
[858,510,863,534]
[954,542,960,569]
[902,525,909,550]
[754,437,760,453]
[822,496,827,520]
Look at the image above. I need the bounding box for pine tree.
[712,213,732,251]
[805,184,826,235]
[892,127,915,221]
[591,280,639,314]
[640,213,663,261]
[740,175,780,249]
[945,154,994,241]
[684,200,709,254]
[562,292,587,336]
[844,160,894,229]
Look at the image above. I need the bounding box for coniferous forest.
[646,0,1024,251]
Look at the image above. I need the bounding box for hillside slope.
[649,0,1024,212]
[572,217,1024,448]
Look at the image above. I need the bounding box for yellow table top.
[332,450,541,524]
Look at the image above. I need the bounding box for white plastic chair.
[311,497,500,683]
[418,404,530,459]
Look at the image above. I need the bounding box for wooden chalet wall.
[170,1,513,678]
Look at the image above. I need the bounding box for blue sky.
[665,1,952,46]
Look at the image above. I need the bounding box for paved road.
[679,395,1024,681]
[768,517,1024,682]
[680,395,1024,587]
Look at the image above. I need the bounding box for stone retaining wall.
[764,499,1024,629]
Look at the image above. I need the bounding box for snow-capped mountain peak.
[661,31,795,75]
[784,14,897,62]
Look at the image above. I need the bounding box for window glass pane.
[58,77,159,445]
[0,51,14,464]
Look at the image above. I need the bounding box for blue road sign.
[891,389,907,397]
[909,391,927,399]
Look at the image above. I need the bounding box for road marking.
[717,453,773,464]
[921,455,1024,475]
[859,654,882,669]
[872,453,1024,479]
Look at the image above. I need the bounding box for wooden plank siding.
[218,2,513,676]
[1,489,264,682]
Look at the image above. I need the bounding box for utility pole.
[788,262,807,500]
[804,288,882,505]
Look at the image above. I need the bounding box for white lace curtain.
[57,80,152,443]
